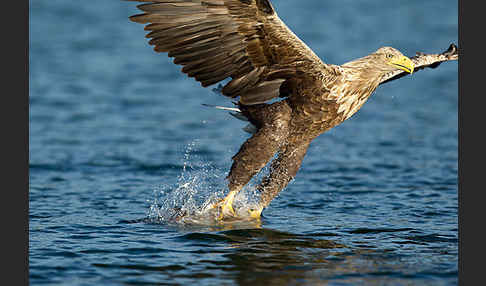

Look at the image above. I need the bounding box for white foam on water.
[147,140,264,225]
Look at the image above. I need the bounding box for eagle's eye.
[386,53,394,59]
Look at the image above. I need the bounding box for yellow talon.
[248,207,263,219]
[206,190,264,221]
[215,190,237,220]
[219,203,235,220]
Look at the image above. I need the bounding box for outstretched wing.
[380,43,458,85]
[127,0,327,105]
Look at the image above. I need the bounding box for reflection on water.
[95,223,350,285]
[107,221,445,286]
[211,228,347,286]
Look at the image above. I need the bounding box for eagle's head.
[341,46,414,77]
[374,47,414,74]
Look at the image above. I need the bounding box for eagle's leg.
[210,101,292,219]
[255,139,311,215]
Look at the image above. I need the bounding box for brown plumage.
[125,0,458,219]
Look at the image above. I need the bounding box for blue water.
[29,0,458,285]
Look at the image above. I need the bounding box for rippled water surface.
[30,0,458,285]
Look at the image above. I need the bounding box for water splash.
[147,140,262,225]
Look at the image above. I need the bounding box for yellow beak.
[389,55,414,74]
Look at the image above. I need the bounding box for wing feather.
[126,0,326,104]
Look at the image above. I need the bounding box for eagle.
[125,0,458,220]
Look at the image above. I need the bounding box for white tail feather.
[201,103,241,113]
[202,104,256,134]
